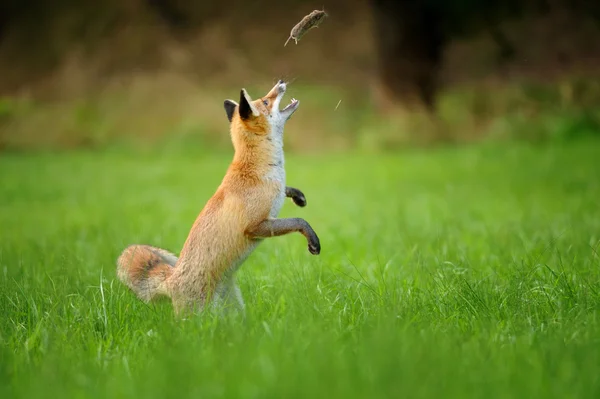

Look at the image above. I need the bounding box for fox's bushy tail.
[116,244,178,302]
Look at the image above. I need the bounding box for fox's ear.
[239,89,259,120]
[224,99,238,122]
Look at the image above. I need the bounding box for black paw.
[308,238,321,255]
[292,194,307,207]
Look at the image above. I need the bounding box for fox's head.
[223,80,299,138]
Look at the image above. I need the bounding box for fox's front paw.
[292,193,307,207]
[286,187,307,207]
[308,236,321,255]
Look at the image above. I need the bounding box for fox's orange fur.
[117,81,320,316]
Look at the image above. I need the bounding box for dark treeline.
[370,0,600,111]
[1,0,600,109]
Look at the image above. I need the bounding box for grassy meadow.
[1,138,600,398]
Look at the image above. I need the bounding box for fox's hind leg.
[229,280,245,314]
[211,277,246,316]
[116,244,178,302]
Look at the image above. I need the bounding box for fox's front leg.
[246,218,321,255]
[285,186,307,207]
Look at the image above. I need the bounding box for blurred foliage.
[0,1,599,151]
[1,77,599,153]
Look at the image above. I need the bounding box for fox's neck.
[230,132,284,178]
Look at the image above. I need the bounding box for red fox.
[117,80,321,316]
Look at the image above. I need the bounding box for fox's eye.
[263,100,269,106]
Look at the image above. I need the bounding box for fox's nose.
[276,82,287,94]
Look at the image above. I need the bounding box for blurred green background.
[1,0,599,151]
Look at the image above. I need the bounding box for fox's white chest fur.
[268,166,285,218]
[265,127,286,218]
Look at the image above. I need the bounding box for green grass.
[1,140,600,398]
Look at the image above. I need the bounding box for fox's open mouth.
[281,98,299,112]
